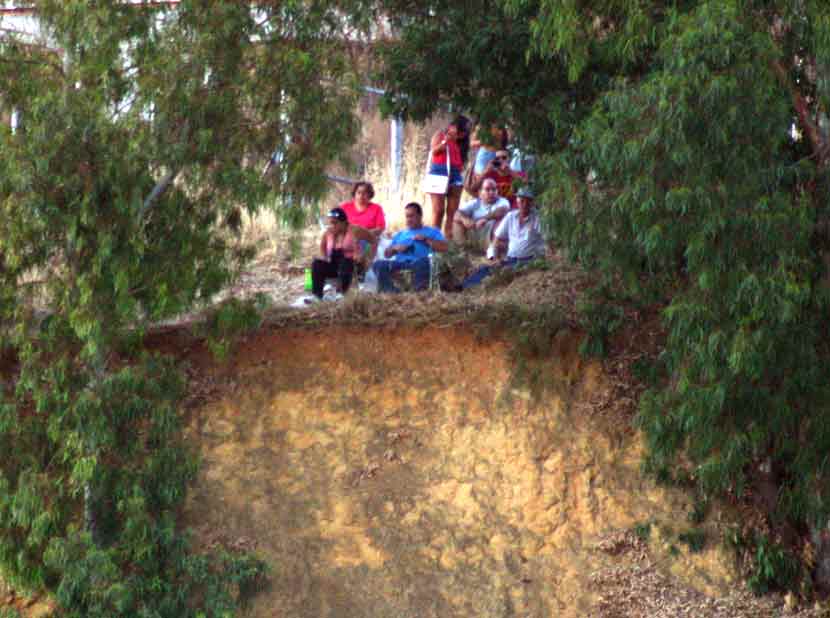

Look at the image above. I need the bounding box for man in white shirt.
[462,187,546,288]
[493,187,546,260]
[452,178,510,258]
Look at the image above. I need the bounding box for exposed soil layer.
[181,325,768,618]
[4,263,823,617]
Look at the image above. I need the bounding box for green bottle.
[304,267,313,292]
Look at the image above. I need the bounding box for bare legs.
[430,186,463,240]
[452,212,507,257]
[452,215,470,245]
[430,192,445,231]
[444,186,462,240]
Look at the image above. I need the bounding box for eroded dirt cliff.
[182,325,751,617]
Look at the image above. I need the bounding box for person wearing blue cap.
[310,207,361,299]
[461,187,546,289]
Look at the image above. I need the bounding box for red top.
[480,169,527,208]
[431,132,463,168]
[340,200,386,231]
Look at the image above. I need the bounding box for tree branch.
[140,121,190,219]
[140,168,179,218]
[771,59,828,167]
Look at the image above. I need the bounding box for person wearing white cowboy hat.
[461,186,546,288]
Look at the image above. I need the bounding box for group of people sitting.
[308,117,544,300]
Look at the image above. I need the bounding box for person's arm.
[426,231,449,253]
[493,214,511,253]
[471,158,501,194]
[457,212,475,228]
[469,124,481,148]
[386,244,412,258]
[375,205,386,235]
[413,231,449,253]
[350,224,372,243]
[385,234,408,258]
[487,206,510,221]
[468,172,485,195]
[490,203,510,220]
[428,237,449,253]
[319,232,328,259]
[430,130,448,156]
[455,200,478,219]
[476,206,507,229]
[352,236,363,262]
[494,215,510,244]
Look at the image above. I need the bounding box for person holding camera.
[468,149,526,208]
[471,125,510,174]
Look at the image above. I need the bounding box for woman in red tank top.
[426,115,470,239]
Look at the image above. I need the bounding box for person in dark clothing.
[311,207,361,299]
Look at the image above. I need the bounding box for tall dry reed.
[241,120,439,261]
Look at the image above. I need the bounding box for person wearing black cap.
[311,207,361,299]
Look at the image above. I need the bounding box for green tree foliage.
[0,1,365,614]
[542,0,830,532]
[375,0,583,152]
[374,0,830,585]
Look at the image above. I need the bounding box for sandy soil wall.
[183,325,738,617]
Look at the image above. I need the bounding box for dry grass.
[239,196,320,263]
[363,123,433,231]
[245,254,589,332]
[239,118,443,257]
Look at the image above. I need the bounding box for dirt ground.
[176,320,821,617]
[4,232,828,617]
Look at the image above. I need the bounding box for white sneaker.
[291,295,319,308]
[322,291,344,302]
[323,283,335,294]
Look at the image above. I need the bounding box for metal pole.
[390,116,403,196]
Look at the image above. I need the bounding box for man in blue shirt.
[373,202,449,292]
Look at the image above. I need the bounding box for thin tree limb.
[140,168,179,218]
[772,59,828,167]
